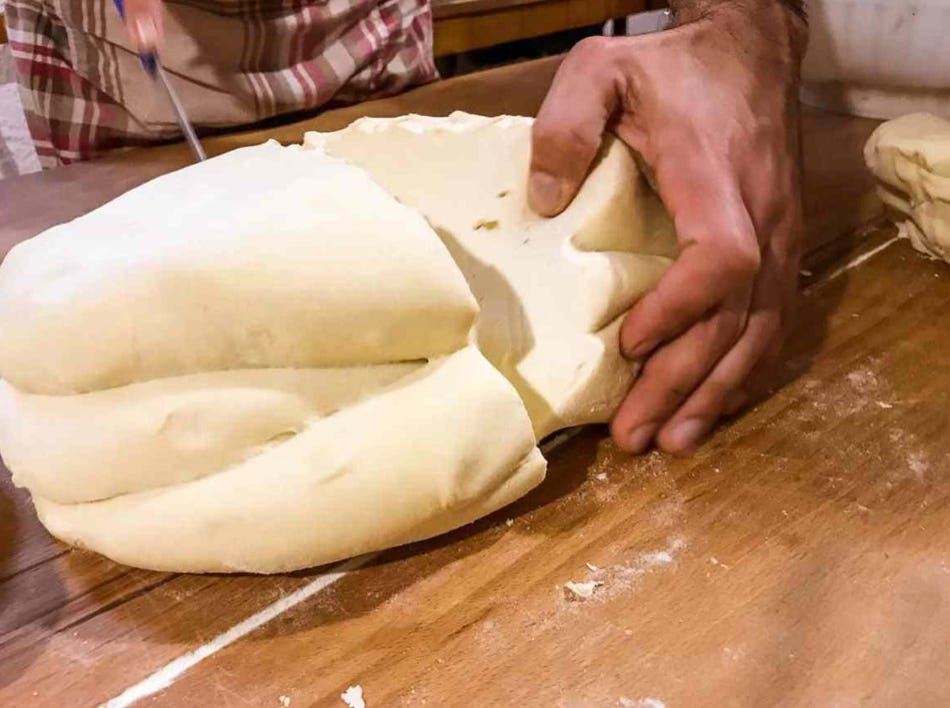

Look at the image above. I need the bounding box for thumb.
[529,37,622,216]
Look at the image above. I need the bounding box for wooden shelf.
[432,0,648,57]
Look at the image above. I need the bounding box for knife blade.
[112,0,207,162]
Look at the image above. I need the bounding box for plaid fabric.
[6,0,437,166]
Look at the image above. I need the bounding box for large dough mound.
[0,114,675,573]
[865,112,950,263]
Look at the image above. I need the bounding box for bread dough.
[0,142,477,395]
[0,113,675,573]
[34,347,545,573]
[306,114,676,437]
[0,364,419,504]
[865,112,950,263]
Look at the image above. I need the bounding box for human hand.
[529,1,808,455]
[121,0,165,53]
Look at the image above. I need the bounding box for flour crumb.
[279,696,291,707]
[620,698,666,708]
[505,518,514,527]
[342,685,365,708]
[564,580,603,600]
[908,452,929,481]
[876,401,894,409]
[709,557,719,565]
[586,562,600,572]
[641,550,674,566]
[640,538,685,567]
[847,368,879,394]
[595,473,608,481]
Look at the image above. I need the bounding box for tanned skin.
[529,1,809,456]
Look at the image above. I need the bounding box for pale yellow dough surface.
[865,112,950,263]
[35,347,545,573]
[306,113,676,437]
[0,113,675,573]
[0,142,477,395]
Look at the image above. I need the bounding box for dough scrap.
[865,112,950,263]
[0,113,676,573]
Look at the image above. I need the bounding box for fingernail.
[624,423,658,454]
[624,337,659,360]
[528,172,565,216]
[668,418,708,453]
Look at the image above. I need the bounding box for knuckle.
[713,308,745,344]
[702,373,738,406]
[719,239,761,280]
[570,35,615,65]
[640,350,671,382]
[641,356,691,407]
[643,287,679,336]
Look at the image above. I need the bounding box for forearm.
[669,0,806,22]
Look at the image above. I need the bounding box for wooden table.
[2,58,949,707]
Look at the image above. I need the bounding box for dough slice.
[34,347,545,573]
[0,141,477,395]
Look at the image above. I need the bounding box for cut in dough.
[34,347,545,573]
[0,113,676,573]
[0,364,419,504]
[865,112,950,263]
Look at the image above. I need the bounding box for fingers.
[655,307,780,454]
[529,37,623,216]
[619,174,759,358]
[610,296,749,454]
[653,240,794,454]
[619,234,758,359]
[124,0,164,52]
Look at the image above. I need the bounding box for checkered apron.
[6,0,437,166]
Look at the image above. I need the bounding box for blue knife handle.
[112,0,158,78]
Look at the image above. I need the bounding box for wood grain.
[2,58,944,707]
